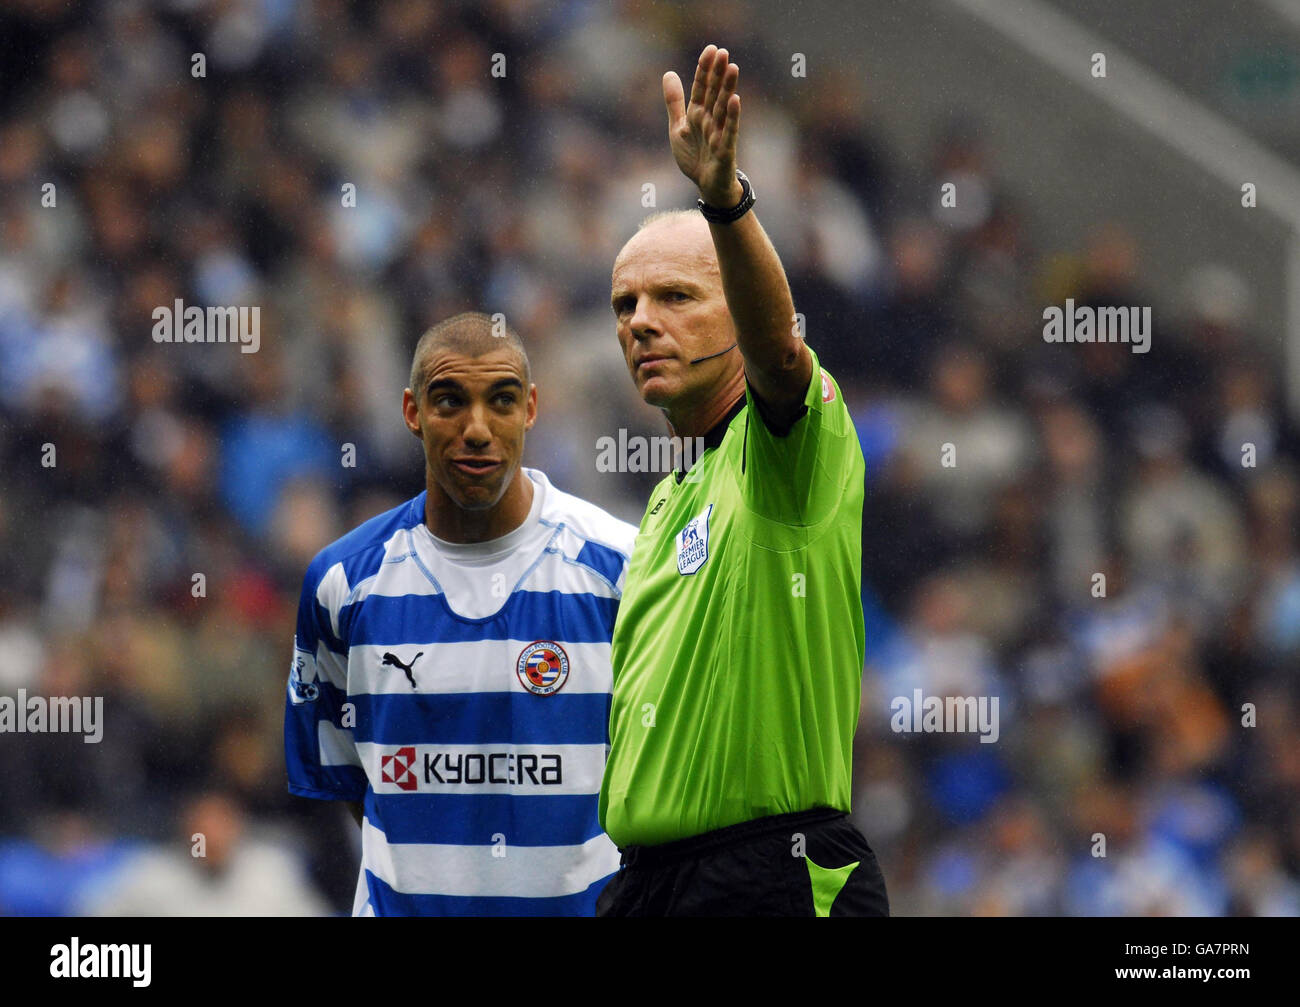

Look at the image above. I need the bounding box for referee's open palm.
[664,44,741,205]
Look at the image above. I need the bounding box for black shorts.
[595,808,889,917]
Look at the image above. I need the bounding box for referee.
[597,44,888,916]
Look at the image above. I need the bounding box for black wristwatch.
[697,169,756,224]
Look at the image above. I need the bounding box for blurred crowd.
[0,0,1296,916]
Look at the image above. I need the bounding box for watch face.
[732,171,754,209]
[698,171,754,221]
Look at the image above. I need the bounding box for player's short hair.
[409,311,531,403]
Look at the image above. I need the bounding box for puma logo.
[381,651,423,689]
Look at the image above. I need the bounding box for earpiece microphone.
[689,342,737,365]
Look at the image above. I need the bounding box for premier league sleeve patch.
[676,503,713,575]
[517,641,571,696]
[289,644,320,703]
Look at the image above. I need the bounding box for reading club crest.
[517,641,570,696]
[676,504,713,575]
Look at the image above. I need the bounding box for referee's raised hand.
[664,44,743,207]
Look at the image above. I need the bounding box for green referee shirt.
[599,346,866,847]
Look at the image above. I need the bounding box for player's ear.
[524,383,538,431]
[402,388,422,437]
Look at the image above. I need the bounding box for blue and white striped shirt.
[284,469,637,916]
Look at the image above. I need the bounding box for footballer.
[285,313,637,915]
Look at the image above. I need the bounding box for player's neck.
[665,369,746,440]
[424,469,535,544]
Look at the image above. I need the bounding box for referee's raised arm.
[662,44,812,427]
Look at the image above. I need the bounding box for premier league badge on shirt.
[676,504,713,575]
[289,646,319,703]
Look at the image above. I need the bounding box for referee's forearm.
[706,205,807,398]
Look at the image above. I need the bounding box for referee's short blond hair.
[634,208,700,232]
